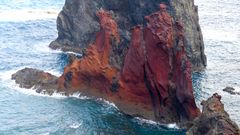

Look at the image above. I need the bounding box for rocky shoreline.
[11,0,239,134]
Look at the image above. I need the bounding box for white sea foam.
[133,117,179,129]
[68,92,90,100]
[134,117,158,125]
[96,98,118,110]
[33,43,62,54]
[69,122,82,129]
[0,69,14,81]
[12,83,67,99]
[33,42,82,57]
[0,9,59,22]
[64,51,82,57]
[233,87,240,93]
[167,123,179,129]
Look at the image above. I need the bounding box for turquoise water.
[0,0,239,134]
[0,0,184,135]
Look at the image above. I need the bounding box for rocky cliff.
[50,0,206,71]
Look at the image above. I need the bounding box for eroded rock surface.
[187,93,240,135]
[50,0,206,71]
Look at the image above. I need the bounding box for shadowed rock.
[187,93,240,135]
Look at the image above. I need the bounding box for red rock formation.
[173,21,200,120]
[12,4,200,124]
[55,4,200,123]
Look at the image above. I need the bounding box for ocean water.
[0,0,239,135]
[194,0,240,125]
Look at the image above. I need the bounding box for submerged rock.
[50,0,206,72]
[223,87,240,95]
[187,93,240,135]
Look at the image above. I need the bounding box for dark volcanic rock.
[187,93,240,135]
[11,68,58,95]
[223,87,240,95]
[50,0,206,71]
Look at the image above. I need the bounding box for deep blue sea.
[0,0,239,134]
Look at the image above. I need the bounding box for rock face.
[13,5,200,124]
[187,93,240,135]
[50,0,206,71]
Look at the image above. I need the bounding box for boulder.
[12,68,58,95]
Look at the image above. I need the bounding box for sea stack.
[13,3,200,124]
